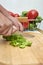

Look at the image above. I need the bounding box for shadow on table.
[0,62,43,65]
[20,63,43,65]
[0,62,10,65]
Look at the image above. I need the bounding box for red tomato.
[14,14,20,17]
[8,11,20,17]
[21,22,29,29]
[26,10,39,19]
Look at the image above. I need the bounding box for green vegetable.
[29,23,36,31]
[28,16,43,30]
[20,15,25,17]
[22,11,27,15]
[21,11,28,17]
[37,16,43,20]
[19,44,25,48]
[3,34,32,48]
[26,41,32,46]
[10,41,19,46]
[35,16,43,23]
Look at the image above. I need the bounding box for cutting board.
[0,32,43,65]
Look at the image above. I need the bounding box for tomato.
[14,14,20,17]
[8,11,20,17]
[26,10,39,19]
[21,22,29,29]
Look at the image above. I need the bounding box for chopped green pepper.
[3,33,32,48]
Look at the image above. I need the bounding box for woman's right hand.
[0,5,23,36]
[0,12,23,36]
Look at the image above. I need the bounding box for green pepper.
[3,34,32,48]
[19,44,26,48]
[21,11,28,17]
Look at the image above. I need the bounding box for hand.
[0,12,23,36]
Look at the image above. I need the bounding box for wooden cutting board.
[0,32,43,65]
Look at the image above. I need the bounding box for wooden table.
[0,31,43,65]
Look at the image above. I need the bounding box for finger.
[0,24,8,34]
[3,26,12,36]
[12,18,23,31]
[11,25,17,34]
[17,22,23,31]
[1,26,11,35]
[0,19,4,27]
[0,18,12,35]
[12,18,19,30]
[0,12,12,26]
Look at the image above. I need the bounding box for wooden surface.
[0,32,43,65]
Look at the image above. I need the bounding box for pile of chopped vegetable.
[3,34,32,48]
